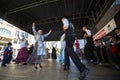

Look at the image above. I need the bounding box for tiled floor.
[0,60,120,80]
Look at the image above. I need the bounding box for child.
[1,42,12,67]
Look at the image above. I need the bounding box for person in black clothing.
[114,28,120,52]
[51,47,57,59]
[82,26,97,64]
[61,17,89,80]
[95,39,109,63]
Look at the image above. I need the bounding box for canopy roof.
[0,0,115,41]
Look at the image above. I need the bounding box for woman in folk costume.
[74,38,83,59]
[15,32,29,64]
[59,33,66,64]
[32,22,51,69]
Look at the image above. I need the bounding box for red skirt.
[15,47,29,63]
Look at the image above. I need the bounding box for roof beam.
[5,0,59,15]
[35,13,90,25]
[79,0,85,13]
[86,0,94,13]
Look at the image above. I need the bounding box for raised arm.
[17,32,22,41]
[44,30,52,37]
[32,23,37,35]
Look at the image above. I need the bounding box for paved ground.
[0,60,120,80]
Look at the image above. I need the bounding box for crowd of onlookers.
[94,28,120,70]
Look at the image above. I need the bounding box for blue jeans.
[59,48,65,63]
[2,54,9,66]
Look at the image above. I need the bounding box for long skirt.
[33,55,46,64]
[76,47,83,58]
[15,47,29,63]
[26,43,46,64]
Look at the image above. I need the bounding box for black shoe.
[79,68,89,80]
[35,66,38,69]
[64,66,70,71]
[2,64,7,67]
[64,67,67,70]
[22,63,27,65]
[39,65,42,68]
[14,63,18,64]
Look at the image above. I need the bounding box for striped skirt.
[15,47,29,63]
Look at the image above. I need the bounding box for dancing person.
[15,32,29,64]
[31,22,51,69]
[59,33,66,64]
[74,37,83,59]
[1,42,12,67]
[62,17,89,80]
[82,26,97,64]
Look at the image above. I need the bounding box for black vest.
[85,32,94,45]
[64,23,75,47]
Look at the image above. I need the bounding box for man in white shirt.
[62,17,89,80]
[82,26,97,64]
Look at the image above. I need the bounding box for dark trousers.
[101,46,109,62]
[112,53,120,64]
[64,45,85,72]
[84,44,97,62]
[8,53,13,63]
[64,47,70,67]
[2,54,9,66]
[96,47,103,62]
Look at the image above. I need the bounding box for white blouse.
[19,39,27,48]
